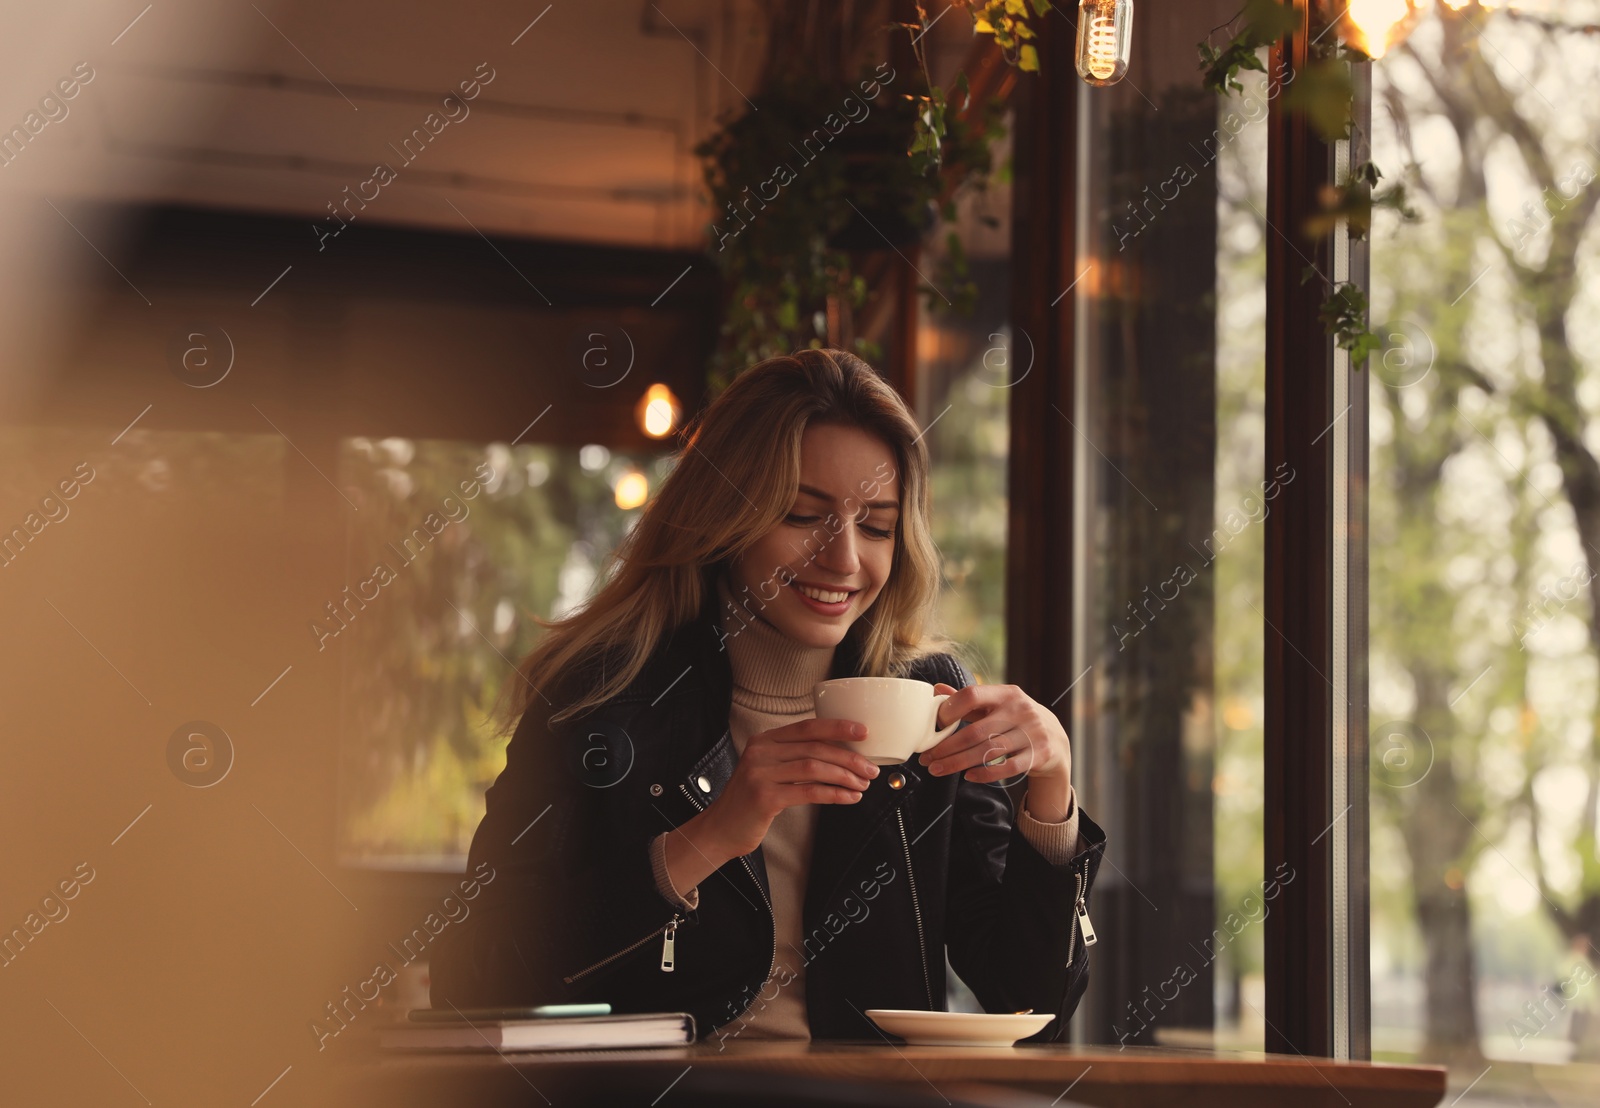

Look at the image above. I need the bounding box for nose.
[813,514,862,576]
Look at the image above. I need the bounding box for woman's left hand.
[919,683,1072,786]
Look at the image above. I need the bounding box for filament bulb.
[1076,0,1133,87]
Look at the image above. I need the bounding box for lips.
[792,581,857,604]
[788,580,857,615]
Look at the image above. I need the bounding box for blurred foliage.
[1361,3,1600,1075]
[335,438,666,861]
[1212,67,1272,996]
[696,65,1002,389]
[926,349,1010,683]
[698,2,1049,389]
[1197,0,1298,95]
[964,0,1052,74]
[1313,279,1382,366]
[1198,1,1386,372]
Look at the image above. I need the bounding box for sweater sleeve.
[649,831,701,912]
[1014,786,1082,866]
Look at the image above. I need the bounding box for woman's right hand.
[702,719,879,858]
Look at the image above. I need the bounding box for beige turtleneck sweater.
[649,575,1081,1039]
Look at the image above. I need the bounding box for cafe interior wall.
[0,1,761,1102]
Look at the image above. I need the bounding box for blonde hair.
[498,348,959,727]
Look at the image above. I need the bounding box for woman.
[429,349,1106,1043]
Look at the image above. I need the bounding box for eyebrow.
[797,483,900,511]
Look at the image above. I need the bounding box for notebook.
[379,1011,696,1052]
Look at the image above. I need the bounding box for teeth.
[795,583,850,604]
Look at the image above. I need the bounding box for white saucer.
[864,1009,1054,1046]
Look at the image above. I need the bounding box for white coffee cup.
[812,676,963,766]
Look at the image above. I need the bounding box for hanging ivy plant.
[697,3,1037,388]
[1305,160,1418,241]
[1305,269,1384,366]
[1196,0,1419,369]
[1199,0,1299,94]
[695,67,998,389]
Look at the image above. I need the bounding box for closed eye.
[785,512,895,540]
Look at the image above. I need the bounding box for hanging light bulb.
[1076,0,1133,87]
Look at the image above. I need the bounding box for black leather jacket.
[429,584,1107,1042]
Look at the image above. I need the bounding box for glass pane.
[1368,4,1600,1102]
[334,436,669,867]
[1071,1,1268,1049]
[920,111,1015,687]
[918,106,1016,1014]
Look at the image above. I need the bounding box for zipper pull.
[661,916,679,972]
[1076,897,1098,947]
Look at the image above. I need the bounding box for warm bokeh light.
[1344,0,1420,59]
[636,383,682,438]
[613,468,650,509]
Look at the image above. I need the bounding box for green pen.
[407,1003,612,1022]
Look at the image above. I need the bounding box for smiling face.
[729,421,901,649]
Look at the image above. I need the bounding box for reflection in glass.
[1072,0,1266,1050]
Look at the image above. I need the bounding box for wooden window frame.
[1007,0,1372,1058]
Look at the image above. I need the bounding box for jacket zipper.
[678,780,777,1000]
[1065,864,1098,968]
[562,911,684,985]
[896,806,935,1010]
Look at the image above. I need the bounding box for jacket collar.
[667,573,903,908]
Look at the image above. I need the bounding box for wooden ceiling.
[3,0,770,249]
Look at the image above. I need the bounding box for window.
[334,436,670,867]
[1068,3,1270,1049]
[1368,5,1600,1098]
[920,111,1016,687]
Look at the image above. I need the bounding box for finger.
[931,683,964,730]
[770,740,880,780]
[770,757,875,792]
[960,742,1039,783]
[920,719,1020,767]
[933,683,1011,729]
[778,782,864,806]
[766,718,868,743]
[925,725,1030,777]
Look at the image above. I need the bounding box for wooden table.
[320,1039,1447,1108]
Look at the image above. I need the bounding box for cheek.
[742,532,796,576]
[864,542,896,592]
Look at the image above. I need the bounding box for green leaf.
[1198,1,1296,95]
[1243,0,1300,43]
[1348,331,1381,367]
[1283,59,1354,141]
[1317,281,1379,368]
[1199,40,1269,95]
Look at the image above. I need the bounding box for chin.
[771,614,851,650]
